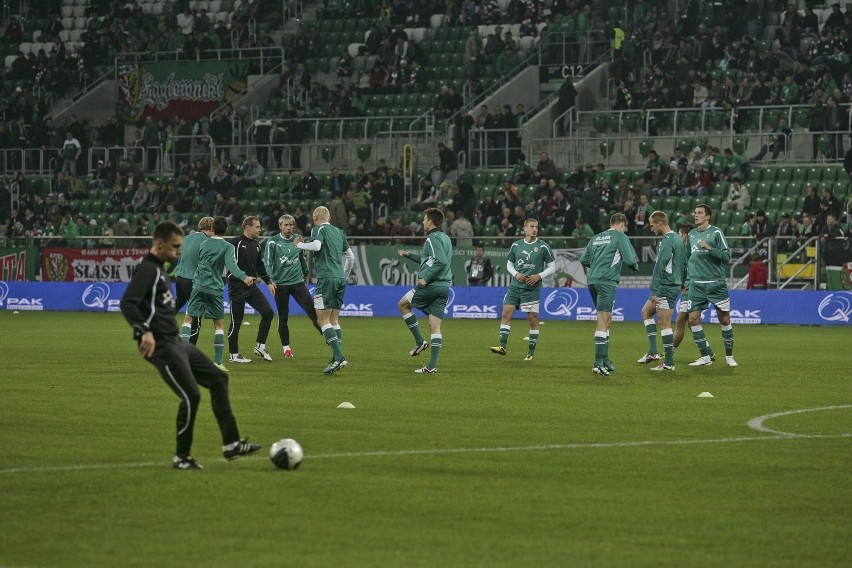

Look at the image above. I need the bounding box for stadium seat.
[771,182,788,196]
[775,167,793,182]
[791,167,808,182]
[761,167,778,183]
[746,166,763,182]
[783,195,800,212]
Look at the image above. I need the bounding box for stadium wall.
[0,281,850,326]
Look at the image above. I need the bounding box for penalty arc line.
[746,404,852,437]
[1,432,851,476]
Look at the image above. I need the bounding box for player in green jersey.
[579,212,639,376]
[490,218,556,361]
[182,216,256,372]
[635,211,683,371]
[174,216,213,345]
[672,223,715,360]
[295,206,355,375]
[398,207,453,374]
[264,214,321,358]
[685,204,737,367]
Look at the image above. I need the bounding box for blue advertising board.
[0,281,851,326]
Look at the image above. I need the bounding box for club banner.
[117,60,249,122]
[350,245,588,287]
[1,281,850,326]
[41,248,151,282]
[0,247,38,281]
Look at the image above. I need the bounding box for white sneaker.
[254,345,273,362]
[637,353,661,364]
[339,358,348,368]
[725,356,738,367]
[229,353,252,363]
[688,355,713,366]
[650,362,675,371]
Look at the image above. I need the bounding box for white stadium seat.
[61,6,74,18]
[72,6,86,17]
[5,55,17,69]
[59,30,71,42]
[61,17,74,30]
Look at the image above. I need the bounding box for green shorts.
[686,280,731,313]
[503,286,541,313]
[314,278,346,310]
[588,282,617,313]
[650,285,679,311]
[187,288,224,320]
[405,285,449,319]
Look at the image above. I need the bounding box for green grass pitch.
[0,311,850,567]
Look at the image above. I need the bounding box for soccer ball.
[269,438,303,470]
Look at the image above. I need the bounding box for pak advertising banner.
[41,248,151,282]
[1,281,851,326]
[117,60,248,122]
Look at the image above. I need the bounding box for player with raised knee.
[398,207,453,374]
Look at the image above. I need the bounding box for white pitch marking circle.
[747,405,852,437]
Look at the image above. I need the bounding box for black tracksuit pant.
[147,337,240,457]
[273,282,321,346]
[227,281,274,353]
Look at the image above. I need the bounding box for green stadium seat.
[707,195,722,210]
[757,181,772,195]
[783,195,800,212]
[752,196,767,211]
[770,182,788,196]
[746,166,763,182]
[726,224,740,235]
[822,168,840,182]
[775,167,793,182]
[715,211,732,226]
[787,182,803,195]
[791,167,808,182]
[731,210,748,224]
[761,168,779,182]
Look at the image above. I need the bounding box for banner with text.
[0,247,38,281]
[41,247,150,282]
[1,282,850,326]
[117,60,249,122]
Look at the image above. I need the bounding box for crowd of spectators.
[612,0,852,155]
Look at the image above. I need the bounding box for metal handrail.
[115,47,284,67]
[773,235,820,289]
[730,236,771,289]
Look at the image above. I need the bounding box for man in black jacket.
[120,221,260,470]
[228,215,275,363]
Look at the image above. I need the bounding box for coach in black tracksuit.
[120,221,258,470]
[227,215,275,361]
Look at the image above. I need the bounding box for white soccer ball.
[269,438,303,470]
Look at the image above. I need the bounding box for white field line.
[1,432,850,476]
[746,404,852,437]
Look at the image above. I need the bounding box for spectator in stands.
[478,195,500,225]
[820,213,846,266]
[684,162,712,196]
[803,184,821,217]
[61,131,82,176]
[721,177,751,211]
[752,210,774,240]
[571,217,595,248]
[130,180,150,213]
[295,169,319,199]
[534,151,557,183]
[752,118,791,161]
[412,177,439,212]
[510,153,533,185]
[247,159,265,187]
[450,212,474,247]
[435,142,459,187]
[822,186,842,220]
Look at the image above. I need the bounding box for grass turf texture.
[0,311,850,567]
